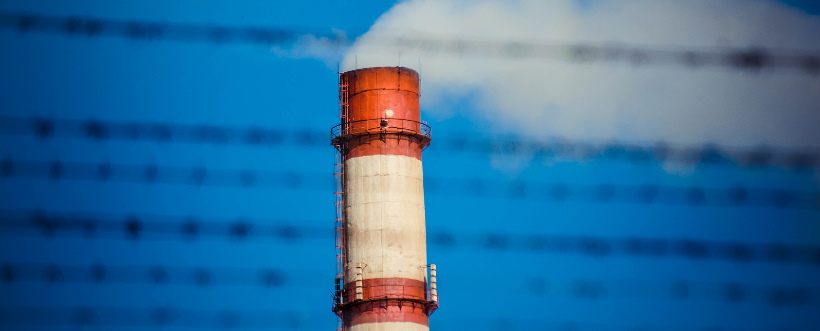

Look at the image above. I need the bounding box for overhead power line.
[1,12,818,73]
[1,115,817,170]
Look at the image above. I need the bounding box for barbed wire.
[472,320,803,331]
[1,115,817,170]
[0,262,816,307]
[1,12,818,73]
[0,263,289,288]
[0,11,313,45]
[0,306,804,331]
[0,209,318,242]
[0,115,309,147]
[1,210,818,265]
[0,306,316,329]
[522,278,817,307]
[1,158,817,208]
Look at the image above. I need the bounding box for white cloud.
[342,0,820,148]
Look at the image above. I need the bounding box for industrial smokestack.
[331,67,438,330]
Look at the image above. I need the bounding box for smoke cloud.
[342,0,820,148]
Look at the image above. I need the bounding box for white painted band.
[350,321,430,331]
[344,154,427,282]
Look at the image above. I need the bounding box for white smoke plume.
[342,0,820,149]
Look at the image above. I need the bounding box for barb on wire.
[0,158,817,208]
[1,12,818,73]
[0,115,817,170]
[1,210,818,266]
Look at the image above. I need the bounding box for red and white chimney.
[331,66,438,331]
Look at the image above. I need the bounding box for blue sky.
[0,0,819,330]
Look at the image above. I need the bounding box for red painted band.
[345,300,429,327]
[342,278,431,327]
[343,67,420,126]
[338,66,428,160]
[342,133,427,160]
[344,278,428,302]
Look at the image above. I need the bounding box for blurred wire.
[1,158,818,208]
[1,115,817,170]
[1,306,805,331]
[469,317,806,331]
[2,210,818,265]
[0,11,313,45]
[0,263,289,288]
[1,12,818,73]
[0,209,319,242]
[0,306,316,329]
[0,262,816,307]
[385,37,820,73]
[522,278,818,306]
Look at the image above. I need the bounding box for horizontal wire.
[0,263,289,288]
[0,306,317,329]
[0,158,817,208]
[0,262,817,307]
[0,306,797,331]
[1,210,818,266]
[1,115,816,170]
[0,12,818,73]
[0,209,322,241]
[522,277,818,307]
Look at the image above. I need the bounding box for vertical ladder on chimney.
[336,72,349,279]
[333,152,346,281]
[334,72,350,331]
[339,72,349,127]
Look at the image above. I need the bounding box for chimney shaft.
[332,67,437,331]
